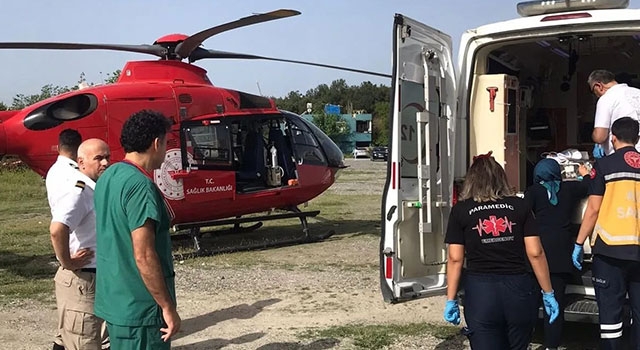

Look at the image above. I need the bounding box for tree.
[274,79,391,144]
[312,113,351,141]
[0,102,7,111]
[104,70,121,84]
[11,84,74,110]
[372,101,390,146]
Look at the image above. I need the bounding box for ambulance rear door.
[380,14,457,303]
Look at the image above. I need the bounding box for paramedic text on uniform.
[49,138,111,350]
[575,116,640,350]
[94,110,180,350]
[45,128,82,350]
[443,152,558,350]
[588,69,640,157]
[525,158,590,350]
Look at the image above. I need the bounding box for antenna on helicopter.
[256,81,263,96]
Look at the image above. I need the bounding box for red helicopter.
[0,9,390,255]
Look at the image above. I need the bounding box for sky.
[1,0,639,104]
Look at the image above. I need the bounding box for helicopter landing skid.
[171,209,334,259]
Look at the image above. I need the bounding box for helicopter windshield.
[292,114,344,168]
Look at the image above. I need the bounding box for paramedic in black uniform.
[574,116,640,350]
[443,152,559,350]
[525,158,590,350]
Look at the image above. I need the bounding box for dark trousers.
[592,254,640,350]
[542,273,571,348]
[463,272,539,350]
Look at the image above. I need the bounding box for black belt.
[79,268,96,273]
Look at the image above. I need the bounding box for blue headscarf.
[534,158,562,206]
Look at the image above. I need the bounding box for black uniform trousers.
[592,254,640,350]
[463,272,539,350]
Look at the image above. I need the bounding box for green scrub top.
[94,161,175,327]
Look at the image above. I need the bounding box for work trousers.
[542,273,571,349]
[106,322,170,350]
[54,267,106,350]
[592,254,640,350]
[463,272,539,350]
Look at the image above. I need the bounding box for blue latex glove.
[572,243,584,270]
[443,299,460,325]
[542,290,560,324]
[593,144,605,159]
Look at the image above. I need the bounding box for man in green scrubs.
[94,110,180,349]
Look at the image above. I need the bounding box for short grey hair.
[588,70,616,87]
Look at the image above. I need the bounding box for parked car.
[370,146,388,161]
[352,147,369,158]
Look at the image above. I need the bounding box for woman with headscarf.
[525,158,590,350]
[443,152,559,350]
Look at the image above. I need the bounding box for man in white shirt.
[49,138,110,350]
[588,69,640,156]
[45,129,82,350]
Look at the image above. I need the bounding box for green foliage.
[312,113,351,141]
[372,101,390,146]
[0,168,53,303]
[299,322,460,349]
[104,69,121,84]
[274,80,390,145]
[11,84,74,110]
[6,69,122,110]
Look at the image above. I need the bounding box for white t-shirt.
[45,155,79,208]
[46,157,98,268]
[50,173,98,268]
[594,83,640,155]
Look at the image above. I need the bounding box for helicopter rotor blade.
[190,49,392,78]
[176,9,301,59]
[0,42,167,57]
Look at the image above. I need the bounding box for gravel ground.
[0,158,602,349]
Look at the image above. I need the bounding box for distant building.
[301,112,372,154]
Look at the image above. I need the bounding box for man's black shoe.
[52,343,65,350]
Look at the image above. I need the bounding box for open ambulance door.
[380,14,456,303]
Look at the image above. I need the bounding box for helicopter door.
[179,119,236,202]
[380,14,456,303]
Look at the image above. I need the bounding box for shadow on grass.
[175,299,281,340]
[0,249,57,279]
[171,218,380,256]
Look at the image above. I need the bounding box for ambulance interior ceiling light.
[517,0,629,17]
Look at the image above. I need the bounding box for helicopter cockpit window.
[286,115,327,166]
[182,122,232,169]
[23,94,98,131]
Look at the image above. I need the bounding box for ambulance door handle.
[386,205,397,221]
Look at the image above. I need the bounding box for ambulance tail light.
[517,0,629,17]
[385,256,393,279]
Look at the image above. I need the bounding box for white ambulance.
[380,0,637,322]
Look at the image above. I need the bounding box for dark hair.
[612,117,640,145]
[587,70,616,86]
[120,110,172,153]
[461,155,514,202]
[58,128,82,154]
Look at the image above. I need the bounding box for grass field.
[0,167,55,303]
[0,161,385,303]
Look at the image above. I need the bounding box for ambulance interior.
[469,33,640,193]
